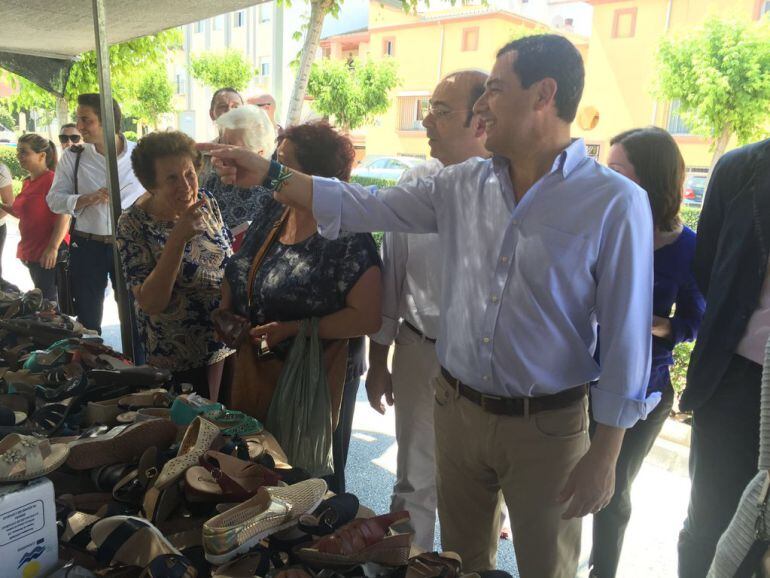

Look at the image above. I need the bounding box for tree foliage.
[307,58,398,131]
[656,16,770,166]
[1,29,182,126]
[131,65,175,129]
[189,50,254,92]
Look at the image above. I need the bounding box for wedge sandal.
[0,433,69,481]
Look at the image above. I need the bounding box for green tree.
[189,50,254,92]
[656,16,770,172]
[130,65,175,129]
[1,29,182,127]
[306,58,398,131]
[285,0,462,127]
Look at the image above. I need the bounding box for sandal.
[184,451,282,502]
[0,433,69,481]
[297,511,412,568]
[0,392,34,424]
[298,493,360,536]
[118,389,171,411]
[66,419,178,471]
[212,551,270,578]
[30,400,84,436]
[203,479,328,565]
[405,552,463,578]
[90,515,197,577]
[170,396,223,426]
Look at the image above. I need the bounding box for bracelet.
[261,159,282,189]
[272,165,294,193]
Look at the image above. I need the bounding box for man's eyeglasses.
[420,103,471,119]
[58,134,81,144]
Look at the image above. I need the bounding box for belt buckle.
[480,393,501,413]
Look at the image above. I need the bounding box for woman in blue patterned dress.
[221,121,382,490]
[117,131,233,401]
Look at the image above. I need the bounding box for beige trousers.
[433,373,589,577]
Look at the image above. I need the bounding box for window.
[462,27,479,51]
[260,61,271,77]
[612,7,637,38]
[260,4,272,22]
[234,11,245,27]
[383,37,395,57]
[667,100,692,135]
[175,73,186,95]
[193,21,203,33]
[212,15,225,31]
[397,96,430,131]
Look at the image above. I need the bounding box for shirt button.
[482,337,490,343]
[500,256,509,263]
[491,295,498,303]
[483,375,490,381]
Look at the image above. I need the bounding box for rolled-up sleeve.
[369,231,408,346]
[592,187,659,428]
[47,154,79,216]
[311,176,440,240]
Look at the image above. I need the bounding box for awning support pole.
[92,0,136,360]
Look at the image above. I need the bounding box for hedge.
[680,206,700,231]
[350,175,397,188]
[0,146,22,179]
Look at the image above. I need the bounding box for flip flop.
[66,419,178,471]
[0,433,69,482]
[90,515,197,577]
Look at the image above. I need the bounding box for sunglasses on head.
[58,134,81,144]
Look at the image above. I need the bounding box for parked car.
[683,174,706,207]
[0,123,16,144]
[352,156,424,181]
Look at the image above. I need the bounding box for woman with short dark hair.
[589,126,706,578]
[221,121,381,484]
[116,131,232,400]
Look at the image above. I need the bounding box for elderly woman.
[220,121,381,485]
[116,131,232,401]
[203,105,275,251]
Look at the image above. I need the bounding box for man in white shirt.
[366,69,489,551]
[47,93,144,332]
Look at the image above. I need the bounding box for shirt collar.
[493,137,588,179]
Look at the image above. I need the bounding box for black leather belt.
[403,320,436,343]
[440,366,587,416]
[73,230,113,244]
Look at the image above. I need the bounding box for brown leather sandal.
[184,450,282,502]
[297,511,412,568]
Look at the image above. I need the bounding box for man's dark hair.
[497,34,584,123]
[60,123,77,131]
[611,127,685,232]
[77,93,122,131]
[210,88,243,112]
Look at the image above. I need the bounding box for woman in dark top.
[588,127,706,578]
[222,121,381,489]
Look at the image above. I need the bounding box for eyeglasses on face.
[58,134,81,144]
[420,102,471,119]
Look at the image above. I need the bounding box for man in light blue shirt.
[203,34,656,578]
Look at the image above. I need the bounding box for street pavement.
[2,220,688,577]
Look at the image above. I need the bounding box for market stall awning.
[0,0,266,95]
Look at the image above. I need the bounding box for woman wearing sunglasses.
[0,134,70,303]
[58,123,82,149]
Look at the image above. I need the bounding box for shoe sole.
[66,419,177,470]
[203,493,325,566]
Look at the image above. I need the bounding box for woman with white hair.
[202,105,276,250]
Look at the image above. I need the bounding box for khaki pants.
[390,323,440,551]
[434,373,589,577]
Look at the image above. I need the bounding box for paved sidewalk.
[2,220,689,577]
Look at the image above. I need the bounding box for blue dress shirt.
[312,139,658,428]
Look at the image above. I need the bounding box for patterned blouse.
[224,193,381,359]
[202,172,272,235]
[116,192,233,371]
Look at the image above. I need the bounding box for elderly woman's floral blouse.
[116,192,233,371]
